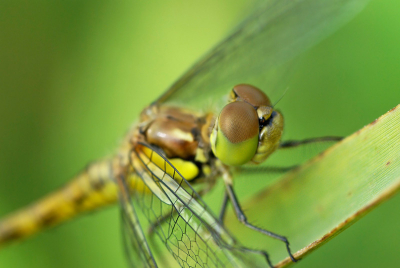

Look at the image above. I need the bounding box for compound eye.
[231,84,271,108]
[210,102,259,166]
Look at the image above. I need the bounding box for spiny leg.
[218,190,229,223]
[239,137,344,174]
[227,183,296,262]
[279,136,343,148]
[218,239,275,268]
[238,165,297,174]
[219,188,275,267]
[220,166,297,263]
[238,247,274,268]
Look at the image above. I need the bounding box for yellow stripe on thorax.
[141,146,199,182]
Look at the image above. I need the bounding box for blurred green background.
[0,1,399,268]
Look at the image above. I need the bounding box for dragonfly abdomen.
[0,159,120,247]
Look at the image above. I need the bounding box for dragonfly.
[0,0,370,267]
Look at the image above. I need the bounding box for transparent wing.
[155,0,369,110]
[129,142,260,268]
[117,173,158,268]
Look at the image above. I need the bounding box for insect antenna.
[273,86,289,107]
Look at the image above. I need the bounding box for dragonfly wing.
[155,0,369,110]
[130,142,260,268]
[117,173,158,268]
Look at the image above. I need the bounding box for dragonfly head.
[210,84,284,166]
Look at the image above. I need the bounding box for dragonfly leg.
[218,190,229,223]
[238,165,296,174]
[220,166,297,263]
[237,247,274,268]
[279,136,343,148]
[219,241,275,268]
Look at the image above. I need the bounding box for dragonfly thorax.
[138,105,214,161]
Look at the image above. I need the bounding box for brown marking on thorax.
[138,105,214,161]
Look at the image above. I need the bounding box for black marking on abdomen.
[0,228,24,244]
[38,210,60,227]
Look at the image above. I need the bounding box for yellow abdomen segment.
[0,159,122,247]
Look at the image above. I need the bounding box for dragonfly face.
[210,84,284,166]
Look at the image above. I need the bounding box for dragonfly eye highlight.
[210,102,259,166]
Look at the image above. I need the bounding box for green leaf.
[225,104,400,266]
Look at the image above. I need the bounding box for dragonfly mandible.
[0,0,370,267]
